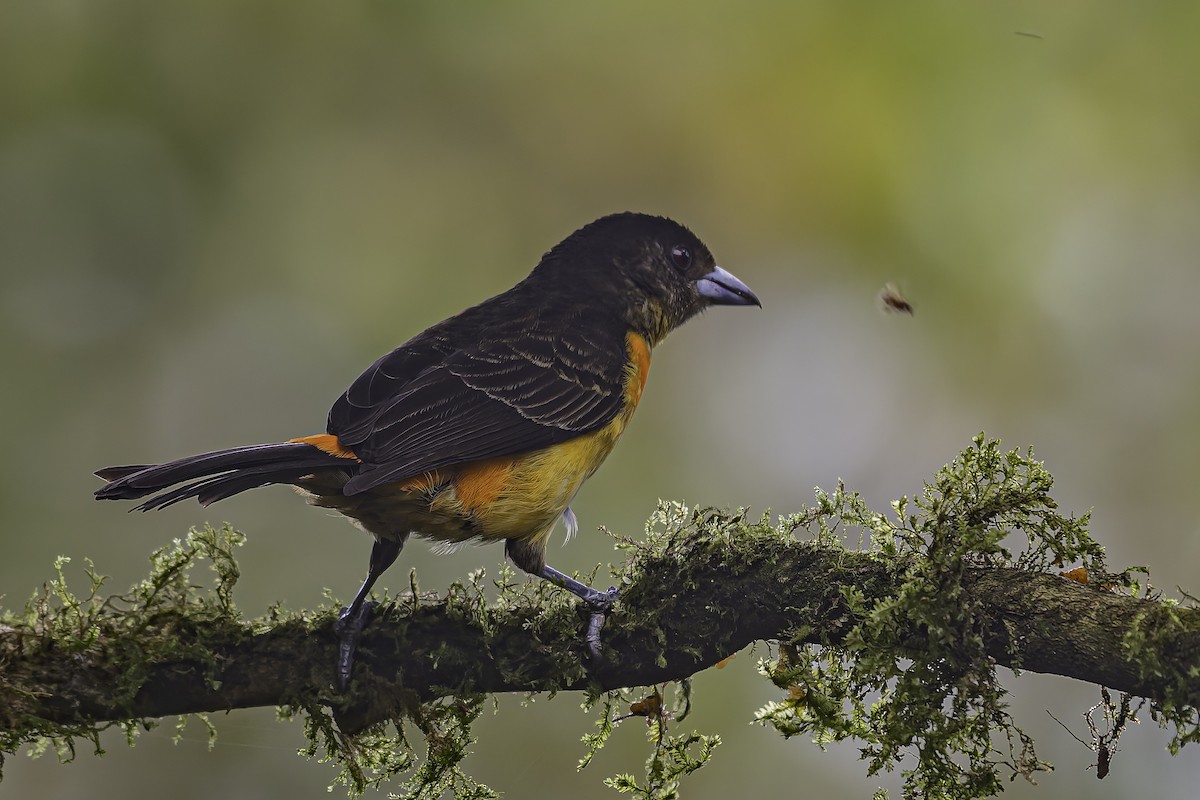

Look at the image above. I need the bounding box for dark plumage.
[94,212,760,687]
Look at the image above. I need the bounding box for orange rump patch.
[453,456,515,512]
[289,433,360,460]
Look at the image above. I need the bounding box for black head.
[530,212,760,344]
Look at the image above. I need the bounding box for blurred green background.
[3,1,1199,798]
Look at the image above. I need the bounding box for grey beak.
[696,266,761,307]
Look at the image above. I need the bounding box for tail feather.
[133,474,233,511]
[134,463,338,511]
[95,442,353,509]
[95,465,155,482]
[194,466,328,507]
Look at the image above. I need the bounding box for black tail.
[94,443,353,511]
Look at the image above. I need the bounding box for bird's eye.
[669,245,692,270]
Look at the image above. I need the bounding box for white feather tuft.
[561,506,579,543]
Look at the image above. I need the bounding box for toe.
[585,586,620,611]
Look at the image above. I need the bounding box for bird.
[94,212,760,688]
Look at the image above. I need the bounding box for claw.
[536,564,620,663]
[334,600,379,689]
[582,586,620,662]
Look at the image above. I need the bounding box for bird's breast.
[450,331,651,541]
[298,332,653,547]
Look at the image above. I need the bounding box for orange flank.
[452,456,516,513]
[625,331,652,404]
[289,433,360,460]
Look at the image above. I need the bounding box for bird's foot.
[533,564,620,664]
[334,600,379,690]
[582,586,620,664]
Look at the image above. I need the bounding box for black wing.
[332,309,629,495]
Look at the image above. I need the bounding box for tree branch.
[4,531,1197,736]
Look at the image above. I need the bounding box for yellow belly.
[297,416,623,547]
[444,416,625,543]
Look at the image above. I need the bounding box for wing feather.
[331,309,629,495]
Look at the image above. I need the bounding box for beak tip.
[696,266,761,308]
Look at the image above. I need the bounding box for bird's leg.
[538,564,618,605]
[506,537,618,661]
[334,536,404,689]
[539,565,619,662]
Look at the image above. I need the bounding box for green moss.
[580,682,718,800]
[0,525,247,779]
[754,435,1104,799]
[283,694,496,799]
[3,435,1196,799]
[1122,599,1200,754]
[0,524,505,797]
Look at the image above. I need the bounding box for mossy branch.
[2,435,1198,798]
[2,526,1197,727]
